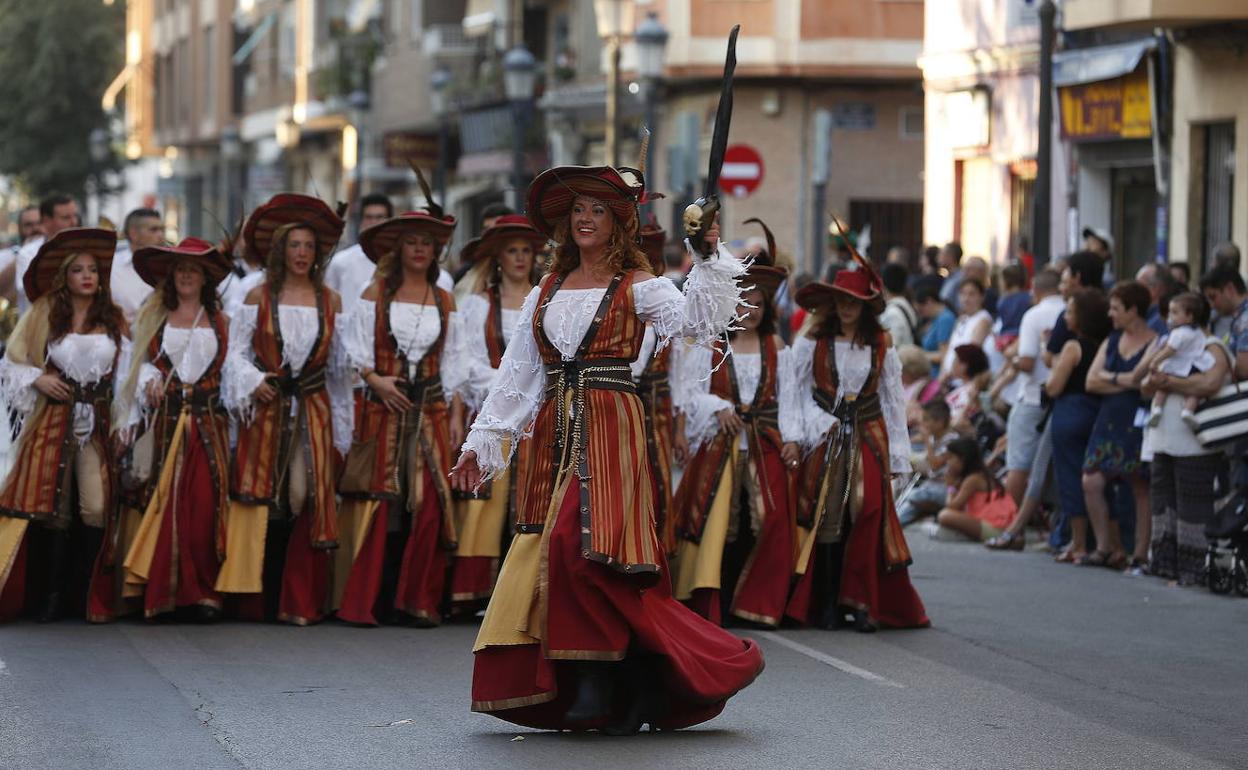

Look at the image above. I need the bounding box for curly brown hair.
[547,205,647,277]
[160,260,222,315]
[48,255,126,343]
[266,222,325,296]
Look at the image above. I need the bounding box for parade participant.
[0,228,127,622]
[453,203,516,299]
[0,204,41,304]
[333,208,468,627]
[635,222,682,553]
[110,209,163,324]
[671,217,797,627]
[112,238,233,620]
[16,194,80,313]
[215,194,353,625]
[447,214,544,612]
[785,256,929,632]
[450,166,762,732]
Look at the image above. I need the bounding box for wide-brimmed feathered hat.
[740,217,788,298]
[458,214,547,266]
[134,237,233,288]
[24,227,117,302]
[796,268,885,314]
[359,210,458,264]
[526,165,662,239]
[243,193,345,263]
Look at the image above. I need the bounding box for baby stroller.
[1205,488,1248,597]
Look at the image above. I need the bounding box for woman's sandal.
[1075,550,1109,567]
[984,531,1025,551]
[1054,549,1083,564]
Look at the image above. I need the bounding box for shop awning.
[463,0,495,37]
[1053,37,1157,87]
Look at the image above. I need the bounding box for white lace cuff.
[673,241,748,347]
[462,427,512,482]
[222,305,267,424]
[0,358,42,417]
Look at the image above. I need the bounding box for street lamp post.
[1034,0,1056,266]
[594,0,636,167]
[635,12,668,216]
[347,88,370,237]
[430,65,452,208]
[503,44,538,211]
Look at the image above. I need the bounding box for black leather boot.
[814,543,845,630]
[564,662,615,724]
[603,657,669,736]
[36,530,69,623]
[852,609,876,634]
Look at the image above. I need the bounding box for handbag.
[127,307,206,486]
[1194,380,1248,448]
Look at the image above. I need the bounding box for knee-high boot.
[36,530,69,623]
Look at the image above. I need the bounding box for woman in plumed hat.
[111,238,234,621]
[450,164,762,734]
[333,209,469,627]
[0,228,128,623]
[446,214,545,614]
[670,218,800,628]
[215,194,353,625]
[784,266,929,632]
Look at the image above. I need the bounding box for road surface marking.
[751,631,904,688]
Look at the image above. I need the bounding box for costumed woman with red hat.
[635,222,680,555]
[450,163,763,734]
[112,239,234,621]
[216,194,353,625]
[784,258,929,632]
[0,228,129,622]
[333,208,468,626]
[447,214,545,613]
[671,218,799,628]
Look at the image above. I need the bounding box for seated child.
[946,344,991,436]
[899,400,958,526]
[936,437,1018,542]
[1141,291,1214,429]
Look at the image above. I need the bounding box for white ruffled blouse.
[458,292,524,412]
[785,336,912,474]
[676,342,799,452]
[345,299,469,402]
[124,325,222,434]
[462,244,748,479]
[222,303,354,455]
[0,333,129,445]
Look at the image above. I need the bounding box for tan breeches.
[72,442,107,529]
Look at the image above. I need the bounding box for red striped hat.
[526,165,650,239]
[796,268,885,314]
[133,237,232,288]
[358,210,458,264]
[639,223,666,275]
[24,228,117,302]
[458,215,547,266]
[243,193,344,263]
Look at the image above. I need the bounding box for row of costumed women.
[0,159,928,731]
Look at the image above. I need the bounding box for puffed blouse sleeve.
[0,352,44,419]
[786,336,834,451]
[440,308,471,405]
[777,345,802,446]
[880,347,912,474]
[673,342,731,451]
[460,285,545,480]
[632,243,747,349]
[457,293,496,411]
[345,298,377,372]
[328,311,355,455]
[221,303,268,424]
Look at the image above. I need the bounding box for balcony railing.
[423,24,478,57]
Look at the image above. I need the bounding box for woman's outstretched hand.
[451,450,481,493]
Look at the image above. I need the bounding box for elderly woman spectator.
[1141,294,1231,585]
[1047,289,1111,563]
[1080,281,1156,571]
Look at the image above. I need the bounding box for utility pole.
[1034,0,1056,266]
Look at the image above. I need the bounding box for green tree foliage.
[0,0,125,199]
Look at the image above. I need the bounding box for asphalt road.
[2,534,1245,770]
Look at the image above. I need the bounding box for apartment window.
[900,107,923,140]
[203,25,216,120]
[1202,121,1235,259]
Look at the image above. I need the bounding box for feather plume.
[407,158,444,219]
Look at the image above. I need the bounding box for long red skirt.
[141,422,222,617]
[337,468,447,625]
[787,440,928,629]
[471,482,764,730]
[0,522,115,623]
[278,509,331,625]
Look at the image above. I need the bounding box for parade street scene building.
[0,1,1246,768]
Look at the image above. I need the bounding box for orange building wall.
[691,0,776,36]
[801,0,922,39]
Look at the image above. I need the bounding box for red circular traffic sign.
[718,144,765,198]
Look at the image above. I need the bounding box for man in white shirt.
[0,205,41,304]
[110,208,164,323]
[16,194,79,313]
[1004,268,1065,505]
[324,193,453,313]
[879,263,918,347]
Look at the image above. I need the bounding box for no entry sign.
[719,144,764,198]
